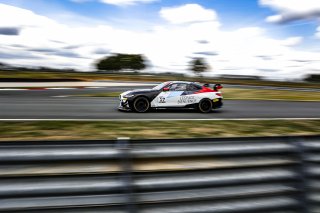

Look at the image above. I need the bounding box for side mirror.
[163,87,170,91]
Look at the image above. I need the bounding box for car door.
[176,83,201,106]
[154,83,187,107]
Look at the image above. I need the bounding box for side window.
[169,83,187,91]
[187,84,202,91]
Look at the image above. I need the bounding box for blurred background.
[0,1,320,212]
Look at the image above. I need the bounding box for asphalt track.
[0,86,319,119]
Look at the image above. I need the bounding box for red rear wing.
[214,84,223,90]
[203,83,223,91]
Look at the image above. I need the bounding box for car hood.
[121,89,158,96]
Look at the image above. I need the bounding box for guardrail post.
[290,137,310,213]
[117,137,137,213]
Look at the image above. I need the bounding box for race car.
[118,81,223,113]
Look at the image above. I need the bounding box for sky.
[1,0,320,80]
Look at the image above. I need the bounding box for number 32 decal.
[159,96,166,103]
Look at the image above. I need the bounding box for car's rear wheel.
[198,98,213,113]
[133,97,150,113]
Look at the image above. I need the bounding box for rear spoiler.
[203,83,223,90]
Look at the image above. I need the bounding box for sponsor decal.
[178,96,197,104]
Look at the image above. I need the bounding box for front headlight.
[123,94,135,98]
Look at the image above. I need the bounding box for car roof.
[168,81,194,84]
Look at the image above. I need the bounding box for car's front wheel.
[132,97,150,113]
[198,98,213,113]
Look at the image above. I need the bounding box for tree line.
[95,53,209,76]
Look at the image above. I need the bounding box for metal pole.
[117,137,137,213]
[290,137,310,213]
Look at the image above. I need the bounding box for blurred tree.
[96,53,147,72]
[189,57,209,76]
[305,74,320,83]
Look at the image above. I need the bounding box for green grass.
[223,88,320,101]
[0,120,319,141]
[78,88,320,102]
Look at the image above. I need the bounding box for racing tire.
[132,97,150,113]
[198,98,213,113]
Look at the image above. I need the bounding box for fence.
[0,135,319,212]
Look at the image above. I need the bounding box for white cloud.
[260,0,320,23]
[100,0,157,6]
[280,36,303,46]
[71,0,157,5]
[160,4,219,25]
[70,0,157,6]
[0,3,58,28]
[0,3,319,79]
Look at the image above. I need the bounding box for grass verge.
[0,120,319,141]
[78,88,320,102]
[223,88,320,101]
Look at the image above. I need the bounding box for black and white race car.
[119,81,223,113]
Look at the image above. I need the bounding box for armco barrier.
[0,135,319,213]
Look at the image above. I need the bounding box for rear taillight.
[216,93,222,96]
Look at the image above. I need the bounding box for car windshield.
[153,82,170,90]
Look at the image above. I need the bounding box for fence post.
[117,137,137,213]
[290,137,310,213]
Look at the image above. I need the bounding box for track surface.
[0,86,319,119]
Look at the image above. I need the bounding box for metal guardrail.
[0,135,319,213]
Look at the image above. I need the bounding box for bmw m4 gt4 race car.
[119,81,223,113]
